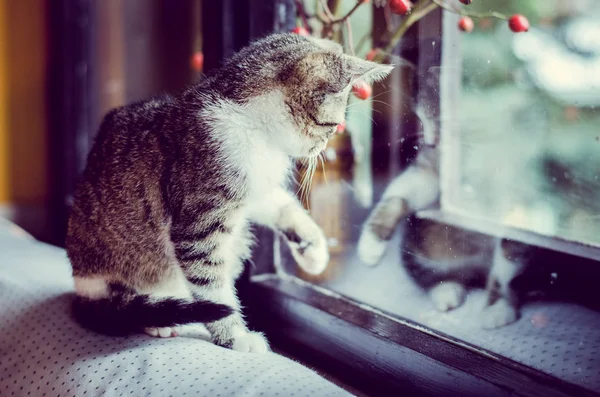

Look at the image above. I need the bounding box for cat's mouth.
[309,113,339,128]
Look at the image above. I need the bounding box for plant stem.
[295,0,313,31]
[313,0,328,23]
[345,19,355,55]
[320,0,335,21]
[431,0,508,20]
[329,0,364,24]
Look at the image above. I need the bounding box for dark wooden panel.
[47,0,95,246]
[122,0,196,102]
[247,277,597,397]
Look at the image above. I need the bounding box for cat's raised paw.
[429,282,466,312]
[291,238,330,275]
[481,299,518,329]
[357,229,387,266]
[231,331,270,353]
[145,326,180,338]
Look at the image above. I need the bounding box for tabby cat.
[66,33,393,352]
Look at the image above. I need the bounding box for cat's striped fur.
[67,33,393,351]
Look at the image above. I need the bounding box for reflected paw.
[231,331,270,353]
[429,282,466,312]
[481,299,519,329]
[357,229,387,266]
[145,326,180,338]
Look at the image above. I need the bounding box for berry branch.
[381,0,439,56]
[289,0,531,104]
[319,0,336,21]
[295,0,314,32]
[328,0,365,24]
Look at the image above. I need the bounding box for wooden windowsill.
[246,274,595,397]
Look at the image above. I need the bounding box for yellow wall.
[0,0,48,204]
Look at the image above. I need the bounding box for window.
[443,1,600,247]
[249,1,600,395]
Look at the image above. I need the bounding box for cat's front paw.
[283,218,330,275]
[357,228,387,266]
[291,234,330,275]
[481,299,519,329]
[429,282,466,312]
[230,331,270,353]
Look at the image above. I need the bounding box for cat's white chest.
[244,143,291,200]
[203,95,293,219]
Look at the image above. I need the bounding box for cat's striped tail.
[72,294,233,336]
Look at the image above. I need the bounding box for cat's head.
[209,33,394,158]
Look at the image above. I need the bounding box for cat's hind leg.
[186,275,269,353]
[177,238,269,352]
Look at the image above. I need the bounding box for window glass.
[278,1,600,393]
[445,0,600,247]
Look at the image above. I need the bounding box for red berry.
[388,0,412,15]
[352,82,372,100]
[291,26,309,36]
[366,49,378,61]
[336,121,346,134]
[190,51,204,72]
[508,14,530,33]
[458,0,472,4]
[458,17,474,33]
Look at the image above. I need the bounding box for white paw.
[429,282,466,312]
[291,234,330,275]
[357,229,387,266]
[231,331,270,353]
[145,326,180,338]
[481,299,519,329]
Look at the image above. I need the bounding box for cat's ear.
[342,54,394,85]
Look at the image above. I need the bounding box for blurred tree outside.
[452,0,600,245]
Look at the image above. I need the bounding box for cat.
[65,33,393,352]
[357,129,530,329]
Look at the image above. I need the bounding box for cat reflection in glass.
[357,127,533,329]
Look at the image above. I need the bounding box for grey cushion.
[0,218,351,397]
